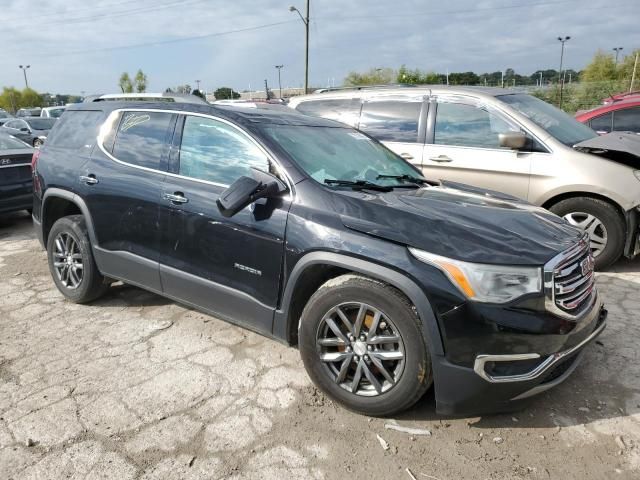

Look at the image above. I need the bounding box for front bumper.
[432,302,607,415]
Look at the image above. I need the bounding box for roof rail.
[313,84,418,94]
[84,92,208,105]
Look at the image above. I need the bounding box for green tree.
[119,72,133,93]
[0,87,22,113]
[134,69,147,93]
[617,48,640,86]
[20,88,44,107]
[581,50,617,82]
[214,87,240,100]
[344,67,395,86]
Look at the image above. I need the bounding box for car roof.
[65,101,344,128]
[575,99,640,120]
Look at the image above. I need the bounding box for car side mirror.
[499,131,527,150]
[216,169,287,218]
[20,127,29,132]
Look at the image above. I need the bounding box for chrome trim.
[510,351,584,400]
[96,108,295,200]
[0,162,31,169]
[473,315,605,383]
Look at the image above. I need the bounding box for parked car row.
[1,117,56,147]
[30,98,607,416]
[0,132,34,215]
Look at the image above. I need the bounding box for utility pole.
[501,71,504,88]
[557,36,571,109]
[18,65,30,89]
[195,80,201,91]
[613,47,623,66]
[289,1,310,94]
[446,68,449,85]
[275,65,284,98]
[264,79,270,100]
[539,71,543,87]
[630,52,638,93]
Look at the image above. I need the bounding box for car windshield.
[497,93,598,146]
[260,125,426,187]
[48,108,65,118]
[26,118,56,130]
[0,134,30,150]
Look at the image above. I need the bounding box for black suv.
[32,102,607,416]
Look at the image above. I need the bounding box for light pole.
[557,36,570,109]
[18,65,30,89]
[289,1,310,94]
[613,47,623,66]
[275,65,284,98]
[195,79,201,91]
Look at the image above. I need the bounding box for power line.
[2,0,145,23]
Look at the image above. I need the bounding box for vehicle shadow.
[0,210,33,235]
[95,282,173,308]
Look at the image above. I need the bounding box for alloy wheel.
[53,232,84,289]
[562,212,608,258]
[316,302,405,397]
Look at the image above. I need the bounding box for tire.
[46,215,108,303]
[299,274,432,416]
[549,197,625,270]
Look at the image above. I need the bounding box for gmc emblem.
[581,255,594,276]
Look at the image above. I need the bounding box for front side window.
[613,107,640,133]
[359,100,422,143]
[434,102,518,148]
[112,111,174,170]
[589,112,612,133]
[178,115,269,185]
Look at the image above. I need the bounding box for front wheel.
[550,197,625,270]
[299,275,432,416]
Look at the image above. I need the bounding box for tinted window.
[359,101,421,143]
[613,107,640,133]
[295,99,360,126]
[435,102,518,148]
[590,112,612,133]
[179,115,269,185]
[112,111,173,170]
[25,118,56,130]
[47,110,104,149]
[4,121,20,129]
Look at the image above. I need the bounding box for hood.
[574,132,639,168]
[333,185,583,265]
[0,148,34,161]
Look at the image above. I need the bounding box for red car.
[576,97,640,135]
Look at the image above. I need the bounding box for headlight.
[634,170,640,181]
[408,248,542,303]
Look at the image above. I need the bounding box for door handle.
[163,192,188,204]
[429,155,453,163]
[79,175,98,185]
[399,152,414,160]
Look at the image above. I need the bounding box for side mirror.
[20,127,29,132]
[216,169,287,218]
[499,131,527,150]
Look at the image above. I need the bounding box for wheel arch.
[541,191,628,222]
[42,188,98,247]
[273,251,444,356]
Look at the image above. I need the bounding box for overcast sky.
[1,0,638,95]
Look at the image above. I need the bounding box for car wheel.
[550,197,625,270]
[299,274,432,416]
[47,215,108,303]
[33,138,43,148]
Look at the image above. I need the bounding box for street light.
[18,65,30,89]
[195,79,201,91]
[613,47,624,66]
[275,65,284,99]
[289,1,310,94]
[557,36,570,109]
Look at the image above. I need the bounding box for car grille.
[0,164,31,185]
[544,234,596,319]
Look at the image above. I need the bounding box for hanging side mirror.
[216,169,287,218]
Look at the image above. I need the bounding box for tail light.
[31,148,41,172]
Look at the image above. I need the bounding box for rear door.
[422,97,531,199]
[613,106,640,133]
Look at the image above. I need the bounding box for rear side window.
[295,99,360,126]
[359,101,422,143]
[589,112,612,133]
[613,107,640,133]
[47,110,104,149]
[112,111,174,170]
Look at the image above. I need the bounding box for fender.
[41,188,99,247]
[273,251,445,356]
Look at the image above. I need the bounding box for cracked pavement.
[1,211,639,479]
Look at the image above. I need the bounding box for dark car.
[1,117,56,147]
[0,132,34,215]
[32,102,606,416]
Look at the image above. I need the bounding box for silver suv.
[289,86,640,269]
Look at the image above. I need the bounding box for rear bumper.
[0,190,32,215]
[433,303,607,416]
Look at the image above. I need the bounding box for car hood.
[332,184,582,265]
[574,132,639,167]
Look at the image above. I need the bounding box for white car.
[40,106,66,118]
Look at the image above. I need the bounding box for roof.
[575,98,640,121]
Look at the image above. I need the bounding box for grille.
[544,234,596,319]
[0,164,31,185]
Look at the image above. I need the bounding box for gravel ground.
[1,210,639,480]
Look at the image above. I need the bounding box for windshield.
[0,134,30,150]
[260,125,425,187]
[497,93,597,146]
[48,108,65,118]
[26,118,56,130]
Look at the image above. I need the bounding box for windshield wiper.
[376,174,428,185]
[324,179,393,192]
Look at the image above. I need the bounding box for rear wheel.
[47,215,108,303]
[299,274,432,416]
[550,197,625,270]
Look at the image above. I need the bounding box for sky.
[1,0,639,95]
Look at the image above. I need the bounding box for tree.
[119,73,133,93]
[21,88,44,108]
[175,84,192,94]
[581,50,617,82]
[214,87,240,100]
[0,87,22,113]
[344,67,395,86]
[134,69,147,93]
